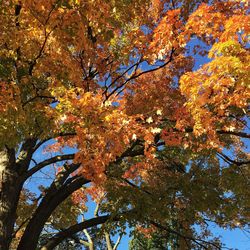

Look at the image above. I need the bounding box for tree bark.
[0,149,22,250]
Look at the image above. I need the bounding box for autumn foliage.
[0,0,249,249]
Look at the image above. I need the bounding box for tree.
[0,0,249,249]
[129,227,179,250]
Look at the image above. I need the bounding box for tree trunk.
[0,149,22,250]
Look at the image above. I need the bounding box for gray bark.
[0,149,21,250]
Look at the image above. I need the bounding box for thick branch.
[22,154,75,181]
[17,165,89,250]
[41,209,135,249]
[41,215,110,250]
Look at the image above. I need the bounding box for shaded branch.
[15,4,22,27]
[217,152,250,166]
[160,118,250,140]
[33,132,77,153]
[28,20,57,76]
[105,48,175,101]
[17,171,90,250]
[103,58,142,97]
[150,221,221,250]
[217,130,250,139]
[120,177,152,195]
[41,215,110,250]
[41,209,134,249]
[22,154,75,181]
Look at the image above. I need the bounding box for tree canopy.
[0,0,249,249]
